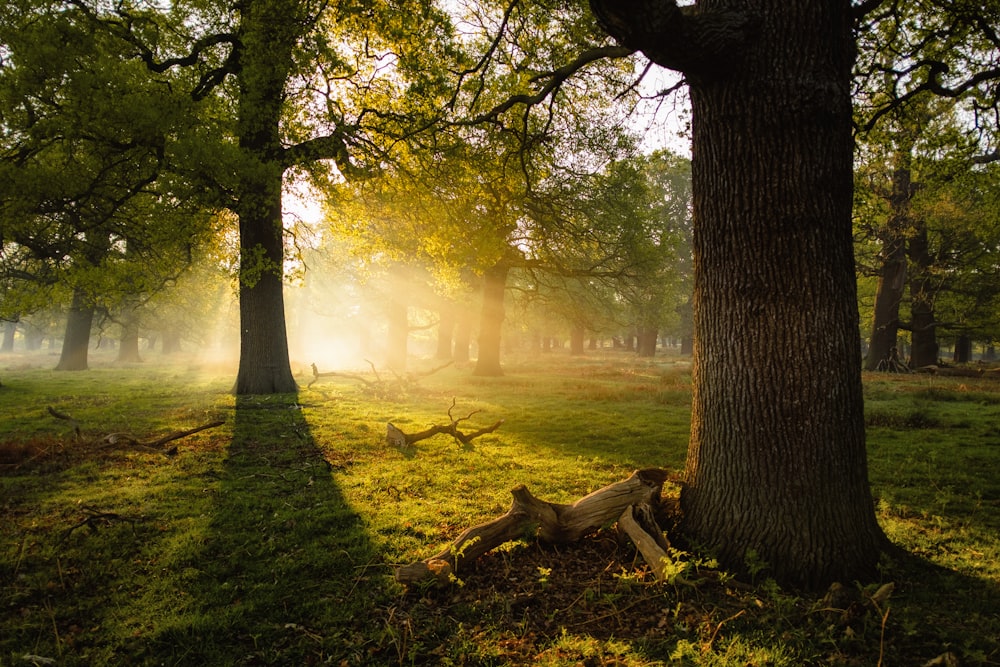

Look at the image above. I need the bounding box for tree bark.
[232,0,299,395]
[473,262,509,376]
[1,320,15,352]
[908,223,939,368]
[953,335,972,363]
[569,326,585,356]
[55,288,96,371]
[636,325,658,358]
[591,0,887,588]
[117,315,143,363]
[864,164,912,371]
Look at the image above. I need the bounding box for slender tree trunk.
[436,305,456,360]
[1,320,15,352]
[865,160,913,371]
[232,0,299,395]
[907,223,939,368]
[162,329,183,355]
[55,288,95,371]
[569,326,585,356]
[386,298,408,370]
[678,3,886,588]
[117,314,143,363]
[472,262,508,376]
[454,310,472,363]
[953,335,972,363]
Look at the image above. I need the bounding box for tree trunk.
[657,2,884,588]
[232,0,299,395]
[454,310,472,363]
[436,305,456,360]
[864,163,912,371]
[117,315,143,363]
[472,262,508,376]
[55,288,95,371]
[636,325,658,358]
[385,298,408,370]
[908,222,939,368]
[162,329,183,355]
[1,320,15,352]
[569,326,585,356]
[953,335,972,363]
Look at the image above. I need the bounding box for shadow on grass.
[140,393,389,665]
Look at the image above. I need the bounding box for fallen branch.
[58,506,138,545]
[308,359,453,392]
[395,468,669,585]
[387,398,503,446]
[47,406,81,440]
[618,502,672,581]
[101,420,225,456]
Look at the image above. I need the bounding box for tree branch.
[588,0,752,78]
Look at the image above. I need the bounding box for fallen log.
[618,503,672,582]
[395,468,669,585]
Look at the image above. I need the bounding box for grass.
[1,351,998,666]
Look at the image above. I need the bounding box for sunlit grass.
[1,353,998,665]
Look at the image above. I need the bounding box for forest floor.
[1,350,998,666]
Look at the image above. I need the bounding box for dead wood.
[46,407,224,456]
[387,398,503,446]
[58,506,138,544]
[916,365,985,378]
[101,420,225,456]
[47,406,81,440]
[308,359,453,391]
[395,468,669,586]
[618,503,673,582]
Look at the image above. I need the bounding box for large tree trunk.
[682,3,885,589]
[636,325,658,358]
[472,262,508,376]
[55,288,95,371]
[590,0,888,588]
[864,163,912,371]
[232,0,298,395]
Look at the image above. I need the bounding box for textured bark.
[473,262,509,376]
[232,0,299,395]
[908,223,939,368]
[592,0,887,588]
[865,165,912,371]
[55,288,95,371]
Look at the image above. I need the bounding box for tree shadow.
[140,393,389,665]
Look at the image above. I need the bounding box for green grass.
[1,352,998,665]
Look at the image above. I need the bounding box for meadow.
[1,350,998,666]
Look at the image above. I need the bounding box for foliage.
[1,354,999,665]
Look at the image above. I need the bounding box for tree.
[584,2,885,588]
[8,0,461,393]
[579,0,1000,587]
